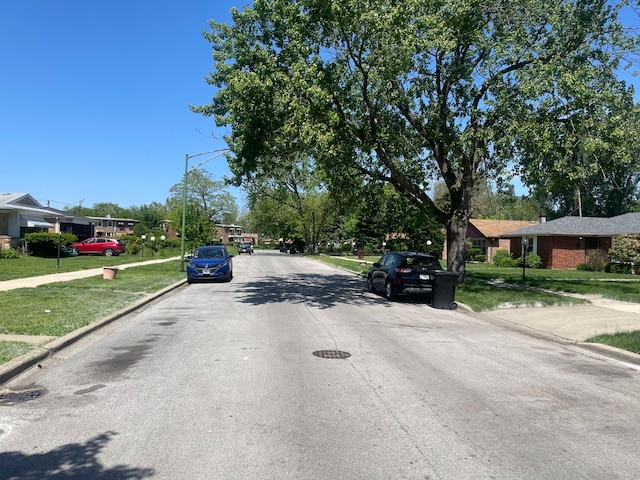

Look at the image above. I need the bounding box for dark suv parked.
[367,251,444,300]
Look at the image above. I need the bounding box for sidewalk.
[0,257,180,291]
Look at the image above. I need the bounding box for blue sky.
[1,1,246,211]
[1,2,638,212]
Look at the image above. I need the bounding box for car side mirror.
[373,262,381,267]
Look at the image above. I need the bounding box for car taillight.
[395,267,413,274]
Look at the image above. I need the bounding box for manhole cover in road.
[0,389,47,406]
[312,350,351,359]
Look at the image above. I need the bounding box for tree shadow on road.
[235,272,431,309]
[0,430,154,479]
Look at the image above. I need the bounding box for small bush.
[475,254,486,262]
[493,249,516,267]
[467,247,482,261]
[576,263,588,271]
[525,252,542,269]
[0,248,21,259]
[605,262,633,275]
[516,253,542,269]
[583,249,609,272]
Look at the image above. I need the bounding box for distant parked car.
[70,237,125,256]
[367,251,444,301]
[187,245,234,284]
[238,242,254,255]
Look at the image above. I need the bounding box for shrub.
[583,249,609,272]
[493,249,516,267]
[0,248,21,259]
[356,249,366,259]
[475,254,486,262]
[467,247,482,261]
[516,252,542,269]
[605,262,633,275]
[525,252,542,269]
[24,232,77,257]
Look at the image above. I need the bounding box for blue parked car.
[186,245,234,284]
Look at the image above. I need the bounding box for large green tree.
[167,169,238,249]
[193,0,635,278]
[244,157,340,254]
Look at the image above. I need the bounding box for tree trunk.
[446,212,469,283]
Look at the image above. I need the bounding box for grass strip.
[586,331,640,354]
[0,342,33,363]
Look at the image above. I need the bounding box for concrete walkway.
[0,257,180,291]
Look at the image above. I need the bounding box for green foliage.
[467,248,483,261]
[493,249,516,267]
[194,0,635,276]
[517,253,542,269]
[0,248,21,259]
[580,249,611,272]
[609,234,640,273]
[605,262,632,275]
[24,232,77,257]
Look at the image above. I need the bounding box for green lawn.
[0,260,185,364]
[0,250,181,281]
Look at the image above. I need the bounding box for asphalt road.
[1,251,639,479]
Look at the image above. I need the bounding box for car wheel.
[103,248,114,256]
[226,271,233,282]
[366,276,374,293]
[72,248,80,255]
[385,280,397,301]
[187,278,193,284]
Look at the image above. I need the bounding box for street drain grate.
[312,350,351,359]
[0,389,47,405]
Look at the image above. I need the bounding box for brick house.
[88,215,138,238]
[501,213,640,269]
[465,219,536,263]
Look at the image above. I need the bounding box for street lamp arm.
[180,149,231,272]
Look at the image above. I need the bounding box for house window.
[585,237,599,250]
[471,239,486,254]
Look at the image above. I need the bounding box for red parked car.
[70,237,125,256]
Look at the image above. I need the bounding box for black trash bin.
[432,271,459,309]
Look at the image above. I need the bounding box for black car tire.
[366,276,375,293]
[103,248,114,256]
[72,247,80,256]
[226,271,233,282]
[385,280,397,301]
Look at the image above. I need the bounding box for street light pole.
[521,237,529,282]
[180,149,230,272]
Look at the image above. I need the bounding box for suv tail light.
[395,267,413,274]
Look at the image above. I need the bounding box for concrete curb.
[0,279,186,385]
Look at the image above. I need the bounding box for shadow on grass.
[0,431,153,479]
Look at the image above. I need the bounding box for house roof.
[0,192,58,217]
[502,213,640,237]
[470,219,536,238]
